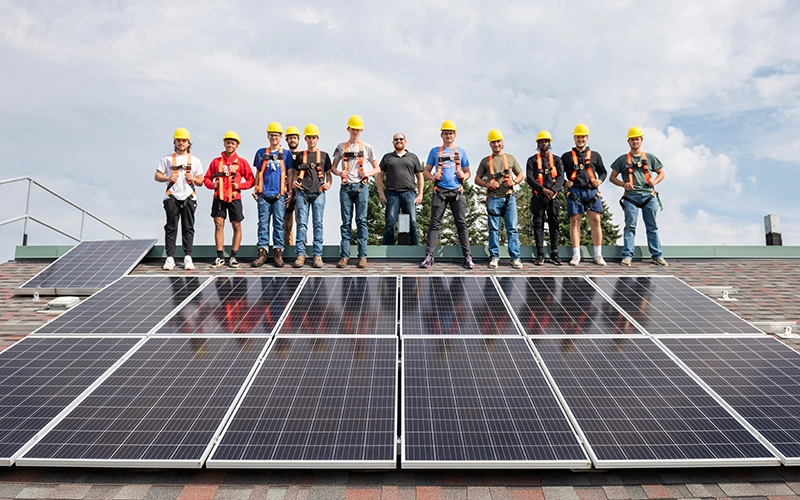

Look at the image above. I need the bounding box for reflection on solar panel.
[662,337,800,464]
[403,337,589,468]
[18,337,266,468]
[497,277,639,335]
[34,277,206,335]
[534,337,777,467]
[590,276,762,335]
[0,337,140,465]
[279,277,396,335]
[208,337,397,468]
[16,240,156,295]
[401,277,518,336]
[157,277,302,335]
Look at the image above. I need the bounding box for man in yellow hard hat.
[203,131,255,268]
[526,130,565,266]
[420,120,473,269]
[376,133,423,245]
[561,124,608,266]
[283,126,301,247]
[154,127,205,271]
[332,115,381,269]
[609,127,667,267]
[290,124,332,268]
[474,129,524,269]
[251,122,293,268]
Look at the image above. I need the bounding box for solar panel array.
[17,239,156,295]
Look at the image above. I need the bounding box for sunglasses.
[393,138,405,142]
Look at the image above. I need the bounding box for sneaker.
[652,257,669,267]
[337,258,349,268]
[593,255,607,267]
[251,247,268,267]
[511,259,523,270]
[183,255,195,270]
[293,255,306,268]
[463,254,474,270]
[162,256,175,271]
[211,257,226,268]
[550,252,562,266]
[313,255,323,268]
[569,254,580,266]
[420,254,434,269]
[534,255,545,266]
[620,257,632,267]
[488,257,499,269]
[357,257,367,269]
[229,256,240,268]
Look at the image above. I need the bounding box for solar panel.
[278,277,396,335]
[497,277,640,335]
[401,277,519,336]
[0,337,140,465]
[208,336,397,468]
[17,337,267,468]
[33,276,207,335]
[533,337,778,468]
[589,276,763,335]
[157,277,302,335]
[402,337,590,468]
[661,337,800,464]
[16,239,156,296]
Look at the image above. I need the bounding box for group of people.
[155,117,667,270]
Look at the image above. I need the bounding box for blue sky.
[1,0,799,262]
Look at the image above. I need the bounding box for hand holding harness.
[534,152,559,202]
[486,154,513,217]
[256,147,286,202]
[620,152,662,211]
[567,149,601,210]
[167,153,195,199]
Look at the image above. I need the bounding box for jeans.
[383,190,418,245]
[487,195,520,260]
[339,184,369,258]
[256,194,285,250]
[295,191,326,257]
[621,192,662,258]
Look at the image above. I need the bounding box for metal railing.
[0,177,130,245]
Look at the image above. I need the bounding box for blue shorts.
[566,187,602,216]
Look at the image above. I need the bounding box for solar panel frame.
[401,336,591,469]
[16,239,157,296]
[207,335,399,469]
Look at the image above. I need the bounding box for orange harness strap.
[167,153,194,198]
[341,141,365,184]
[436,145,462,192]
[534,152,557,195]
[626,152,651,186]
[298,150,324,185]
[217,156,239,202]
[570,150,596,183]
[488,153,512,195]
[257,147,286,196]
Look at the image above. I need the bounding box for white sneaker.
[183,255,195,270]
[621,257,632,267]
[510,259,523,270]
[593,255,607,267]
[488,257,499,269]
[162,256,175,270]
[569,255,580,266]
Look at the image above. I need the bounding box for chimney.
[765,214,783,246]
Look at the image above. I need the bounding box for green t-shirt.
[475,154,523,198]
[610,152,664,195]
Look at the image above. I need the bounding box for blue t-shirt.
[253,148,293,196]
[425,146,470,190]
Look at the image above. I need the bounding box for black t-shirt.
[526,152,565,192]
[379,151,422,192]
[560,147,607,189]
[292,150,331,193]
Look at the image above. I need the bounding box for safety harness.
[166,153,195,199]
[297,150,325,203]
[256,147,286,202]
[619,152,662,211]
[435,145,464,201]
[533,152,558,201]
[486,154,513,217]
[341,141,368,200]
[213,154,239,202]
[567,149,601,211]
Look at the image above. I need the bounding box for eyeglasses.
[393,138,405,142]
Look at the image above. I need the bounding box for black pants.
[425,190,471,257]
[530,195,560,254]
[164,196,197,257]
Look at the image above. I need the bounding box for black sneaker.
[229,256,240,268]
[420,254,434,269]
[534,255,545,266]
[463,254,474,270]
[550,252,562,266]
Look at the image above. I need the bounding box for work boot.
[273,249,284,268]
[488,257,499,269]
[463,254,474,270]
[251,247,268,267]
[357,257,367,269]
[593,255,607,267]
[550,251,562,266]
[313,255,323,268]
[420,254,434,269]
[652,257,669,267]
[183,255,195,270]
[620,257,632,267]
[293,255,306,268]
[229,256,240,268]
[162,256,175,271]
[337,258,349,268]
[211,257,226,268]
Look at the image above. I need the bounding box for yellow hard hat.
[285,126,301,137]
[487,129,504,142]
[303,124,320,137]
[223,131,241,143]
[266,122,284,134]
[627,126,644,139]
[440,119,457,132]
[573,124,590,136]
[173,127,191,140]
[536,130,553,142]
[346,115,364,130]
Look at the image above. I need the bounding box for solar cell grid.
[278,277,396,335]
[19,337,267,467]
[534,337,777,467]
[497,277,639,335]
[209,336,397,467]
[403,337,589,468]
[35,277,206,335]
[401,277,518,336]
[590,276,763,335]
[157,277,302,335]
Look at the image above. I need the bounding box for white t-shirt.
[157,153,204,200]
[333,141,377,185]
